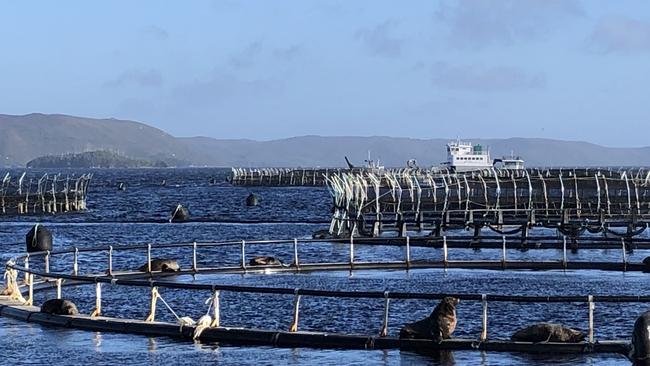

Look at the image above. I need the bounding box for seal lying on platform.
[138,258,181,272]
[248,256,282,266]
[400,297,459,342]
[511,323,585,343]
[641,257,650,273]
[630,310,650,363]
[40,299,79,315]
[312,229,351,240]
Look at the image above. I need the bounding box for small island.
[26,151,168,168]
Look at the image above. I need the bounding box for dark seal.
[400,297,459,342]
[139,258,181,272]
[248,256,282,266]
[246,193,259,206]
[630,310,650,364]
[511,323,585,343]
[41,299,79,316]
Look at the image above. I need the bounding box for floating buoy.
[117,182,126,191]
[246,193,259,206]
[170,204,189,222]
[26,224,52,253]
[161,179,166,187]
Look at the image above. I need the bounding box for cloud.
[588,15,650,53]
[435,0,583,48]
[171,74,281,108]
[142,25,169,40]
[355,20,403,58]
[229,41,263,69]
[431,62,546,92]
[105,69,164,88]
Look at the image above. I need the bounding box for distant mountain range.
[1,113,649,167]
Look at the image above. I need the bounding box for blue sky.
[1,0,649,146]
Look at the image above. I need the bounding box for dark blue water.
[0,168,638,365]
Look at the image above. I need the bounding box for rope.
[2,260,26,303]
[145,287,159,322]
[144,286,214,340]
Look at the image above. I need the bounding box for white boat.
[496,151,525,170]
[441,140,493,172]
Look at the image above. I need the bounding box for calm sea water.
[0,168,640,365]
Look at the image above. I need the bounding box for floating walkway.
[0,238,646,357]
[0,296,628,355]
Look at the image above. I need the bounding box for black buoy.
[161,179,166,187]
[26,224,53,253]
[170,204,189,222]
[117,182,126,191]
[246,193,259,206]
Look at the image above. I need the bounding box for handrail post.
[23,254,30,284]
[621,238,627,271]
[501,236,506,269]
[27,274,33,306]
[289,288,301,332]
[192,241,198,273]
[562,236,568,269]
[45,251,50,274]
[380,291,390,337]
[405,236,411,269]
[108,246,113,276]
[91,282,102,317]
[147,243,152,273]
[293,238,300,269]
[210,290,220,327]
[241,240,246,270]
[443,235,448,267]
[480,294,488,342]
[349,235,354,268]
[588,295,594,343]
[56,278,62,299]
[73,247,78,275]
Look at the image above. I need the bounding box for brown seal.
[248,256,282,266]
[511,323,585,343]
[138,258,181,272]
[630,310,650,363]
[400,297,459,342]
[41,299,79,315]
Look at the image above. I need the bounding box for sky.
[1,0,650,146]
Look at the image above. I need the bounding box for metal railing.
[4,235,650,348]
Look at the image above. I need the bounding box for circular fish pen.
[3,235,650,358]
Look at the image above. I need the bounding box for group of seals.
[138,258,181,272]
[400,297,459,342]
[511,323,585,343]
[41,299,79,316]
